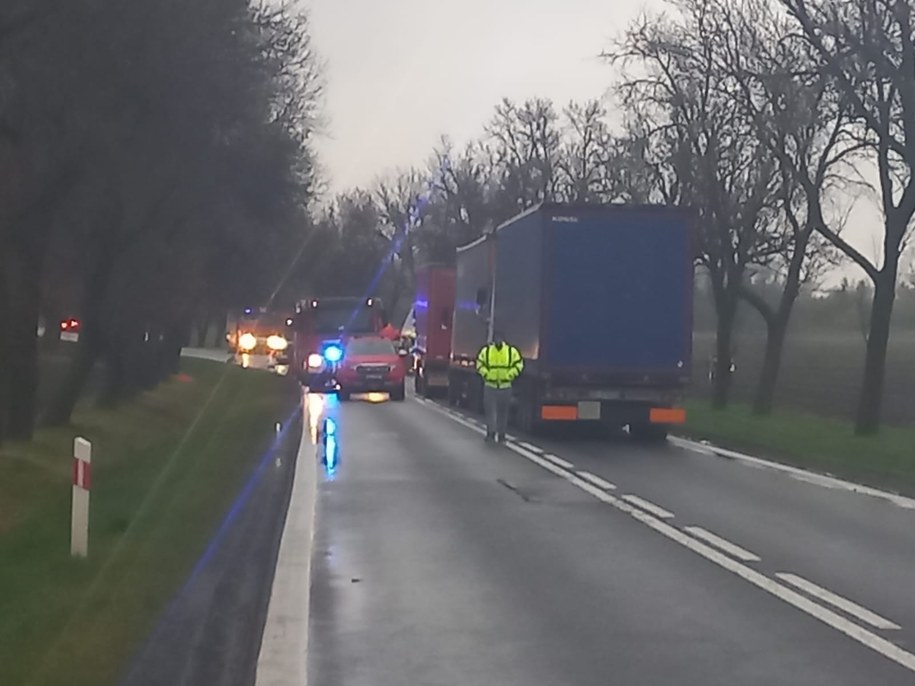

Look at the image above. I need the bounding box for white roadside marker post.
[71,438,92,558]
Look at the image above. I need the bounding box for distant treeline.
[694,277,915,337]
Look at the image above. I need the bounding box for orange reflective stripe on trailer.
[650,408,687,425]
[541,405,578,421]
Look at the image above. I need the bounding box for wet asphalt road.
[308,393,915,685]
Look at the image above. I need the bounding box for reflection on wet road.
[306,393,915,686]
[303,390,399,479]
[303,391,342,479]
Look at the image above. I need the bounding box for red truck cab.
[413,266,456,398]
[292,297,385,391]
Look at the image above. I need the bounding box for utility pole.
[486,227,497,342]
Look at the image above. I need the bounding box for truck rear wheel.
[469,377,484,414]
[511,381,541,435]
[446,372,458,405]
[630,423,668,443]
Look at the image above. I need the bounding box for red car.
[337,336,409,401]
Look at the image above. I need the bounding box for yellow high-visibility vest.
[476,343,524,389]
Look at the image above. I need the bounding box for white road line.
[255,402,318,686]
[518,441,544,454]
[776,573,901,631]
[684,527,760,562]
[576,471,617,491]
[432,418,915,675]
[790,473,843,490]
[541,453,574,469]
[669,436,915,511]
[622,494,675,519]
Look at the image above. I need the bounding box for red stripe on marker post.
[72,457,91,490]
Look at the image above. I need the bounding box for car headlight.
[267,335,288,351]
[238,332,257,351]
[307,353,325,370]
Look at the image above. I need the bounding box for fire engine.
[291,297,385,390]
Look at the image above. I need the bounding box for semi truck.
[412,265,456,398]
[448,203,695,440]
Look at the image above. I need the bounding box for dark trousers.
[484,385,511,438]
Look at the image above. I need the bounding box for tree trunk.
[855,272,896,435]
[712,303,735,409]
[98,343,127,408]
[43,341,100,426]
[712,287,737,410]
[138,330,162,391]
[0,271,8,445]
[3,247,41,441]
[753,315,789,415]
[194,315,210,348]
[43,248,115,426]
[160,322,185,379]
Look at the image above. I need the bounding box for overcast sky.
[307,0,650,191]
[304,0,881,278]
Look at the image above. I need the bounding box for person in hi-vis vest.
[475,330,523,443]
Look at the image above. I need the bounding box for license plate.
[364,374,384,383]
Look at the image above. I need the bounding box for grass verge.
[0,358,298,686]
[683,400,915,495]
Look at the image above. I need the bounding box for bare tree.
[718,0,858,414]
[782,0,915,433]
[609,0,782,407]
[423,138,491,260]
[375,168,426,316]
[485,98,561,211]
[556,100,613,203]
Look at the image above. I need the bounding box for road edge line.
[254,397,317,686]
[670,436,915,511]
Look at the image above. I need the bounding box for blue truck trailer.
[448,203,695,439]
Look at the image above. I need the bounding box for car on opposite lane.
[337,336,408,401]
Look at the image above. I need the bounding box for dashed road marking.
[418,403,915,675]
[518,441,544,454]
[776,573,901,631]
[622,494,675,519]
[684,526,760,562]
[541,453,574,470]
[576,471,616,491]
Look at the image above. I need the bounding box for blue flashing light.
[326,435,338,475]
[244,307,253,315]
[324,344,343,363]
